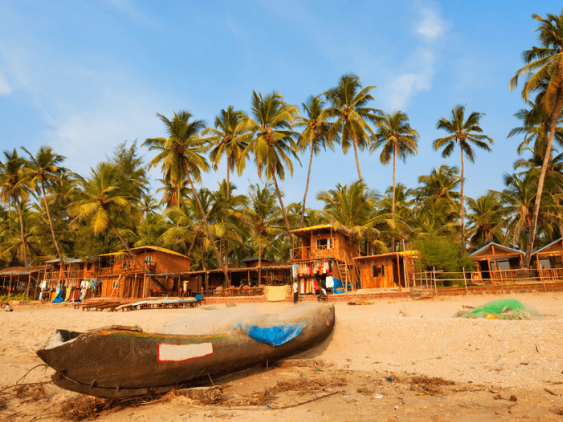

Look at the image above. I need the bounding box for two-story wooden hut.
[532,238,563,281]
[97,246,192,298]
[469,243,524,283]
[291,224,361,294]
[353,250,419,289]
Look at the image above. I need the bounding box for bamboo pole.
[433,267,437,296]
[462,267,468,295]
[8,274,13,296]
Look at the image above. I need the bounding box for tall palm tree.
[70,164,165,285]
[466,193,507,249]
[230,183,283,271]
[240,91,300,235]
[324,73,382,180]
[373,111,419,251]
[204,108,249,265]
[143,111,231,286]
[0,150,30,271]
[294,95,334,228]
[433,105,493,256]
[510,11,563,267]
[21,146,67,271]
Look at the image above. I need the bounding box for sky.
[0,0,558,209]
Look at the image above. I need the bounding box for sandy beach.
[2,293,563,421]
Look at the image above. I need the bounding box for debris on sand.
[409,375,455,394]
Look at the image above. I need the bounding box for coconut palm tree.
[324,74,382,180]
[294,95,334,228]
[71,163,167,291]
[433,105,493,256]
[21,146,67,272]
[466,193,507,249]
[144,111,231,286]
[510,10,563,267]
[240,91,300,235]
[373,111,419,250]
[0,150,30,271]
[230,183,283,273]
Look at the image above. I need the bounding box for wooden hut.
[469,243,523,283]
[0,265,45,297]
[532,238,563,281]
[353,250,419,289]
[43,258,97,283]
[97,246,192,298]
[291,224,361,293]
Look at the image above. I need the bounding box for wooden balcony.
[44,270,83,280]
[98,263,156,277]
[292,245,335,261]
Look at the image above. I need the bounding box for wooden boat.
[37,304,335,398]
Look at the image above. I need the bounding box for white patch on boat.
[158,342,214,362]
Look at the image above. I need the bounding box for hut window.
[496,259,510,271]
[145,256,153,265]
[316,238,334,250]
[371,265,385,277]
[112,279,119,289]
[122,260,131,269]
[539,258,551,269]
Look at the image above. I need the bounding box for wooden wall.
[359,257,396,288]
[297,231,359,262]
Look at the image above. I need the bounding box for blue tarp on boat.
[232,320,310,346]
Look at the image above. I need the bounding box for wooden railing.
[44,270,83,280]
[538,268,563,281]
[292,246,311,260]
[98,263,156,277]
[292,245,336,260]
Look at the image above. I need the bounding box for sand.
[2,293,563,421]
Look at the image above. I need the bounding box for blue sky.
[0,0,558,208]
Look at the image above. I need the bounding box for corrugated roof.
[240,256,273,263]
[44,257,84,264]
[98,246,191,259]
[532,237,563,256]
[469,242,523,258]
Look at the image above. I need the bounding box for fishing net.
[460,299,539,320]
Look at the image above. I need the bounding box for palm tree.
[294,95,334,228]
[70,163,169,290]
[510,11,563,266]
[204,110,249,266]
[373,111,419,251]
[143,111,231,286]
[21,146,67,272]
[230,183,282,272]
[433,105,493,256]
[0,150,30,271]
[324,73,382,180]
[240,91,300,235]
[466,193,507,249]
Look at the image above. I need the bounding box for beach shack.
[0,265,45,297]
[532,238,563,281]
[97,246,192,298]
[353,250,419,289]
[469,243,524,283]
[291,224,361,294]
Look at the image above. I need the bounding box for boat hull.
[37,305,335,398]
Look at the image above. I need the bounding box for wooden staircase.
[335,260,362,292]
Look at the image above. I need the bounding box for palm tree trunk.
[271,169,291,235]
[391,147,396,252]
[523,94,563,268]
[258,233,262,286]
[184,168,231,287]
[460,147,466,257]
[300,144,314,229]
[107,216,168,292]
[200,239,206,271]
[41,182,65,279]
[14,196,29,270]
[225,165,230,267]
[352,139,363,180]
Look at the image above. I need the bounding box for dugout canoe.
[37,304,335,398]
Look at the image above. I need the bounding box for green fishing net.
[461,299,539,320]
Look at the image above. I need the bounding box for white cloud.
[416,7,446,40]
[0,70,10,94]
[381,3,449,111]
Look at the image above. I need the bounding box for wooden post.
[25,272,31,298]
[8,274,12,296]
[396,253,402,292]
[247,270,250,286]
[462,267,468,295]
[433,266,437,296]
[143,273,147,298]
[205,271,209,291]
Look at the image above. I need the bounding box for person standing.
[293,280,299,304]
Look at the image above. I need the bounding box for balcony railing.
[98,263,156,277]
[538,268,563,281]
[44,270,83,280]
